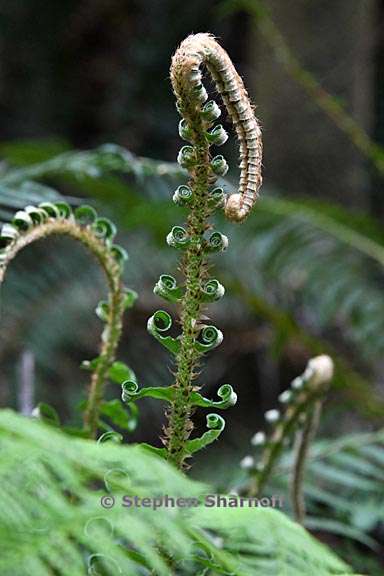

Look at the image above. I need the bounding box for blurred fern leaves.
[0,409,356,576]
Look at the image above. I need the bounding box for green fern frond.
[0,409,355,575]
[192,505,352,576]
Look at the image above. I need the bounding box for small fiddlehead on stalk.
[122,34,262,469]
[241,355,333,521]
[0,202,135,437]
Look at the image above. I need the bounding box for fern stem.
[290,400,322,524]
[166,73,212,469]
[0,215,125,437]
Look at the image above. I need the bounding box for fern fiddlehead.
[138,34,262,469]
[172,33,263,223]
[241,355,333,514]
[0,202,134,437]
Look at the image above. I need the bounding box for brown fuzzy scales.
[171,33,263,222]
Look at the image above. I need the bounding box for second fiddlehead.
[241,355,333,522]
[0,202,135,437]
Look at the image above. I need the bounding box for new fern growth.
[129,34,263,469]
[166,34,262,468]
[166,34,261,467]
[241,355,333,521]
[0,202,135,437]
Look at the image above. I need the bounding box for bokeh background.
[0,1,384,572]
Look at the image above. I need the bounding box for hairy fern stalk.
[0,202,132,437]
[160,34,263,468]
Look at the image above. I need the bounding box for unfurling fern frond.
[240,355,333,523]
[128,33,263,469]
[171,33,262,222]
[0,201,136,436]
